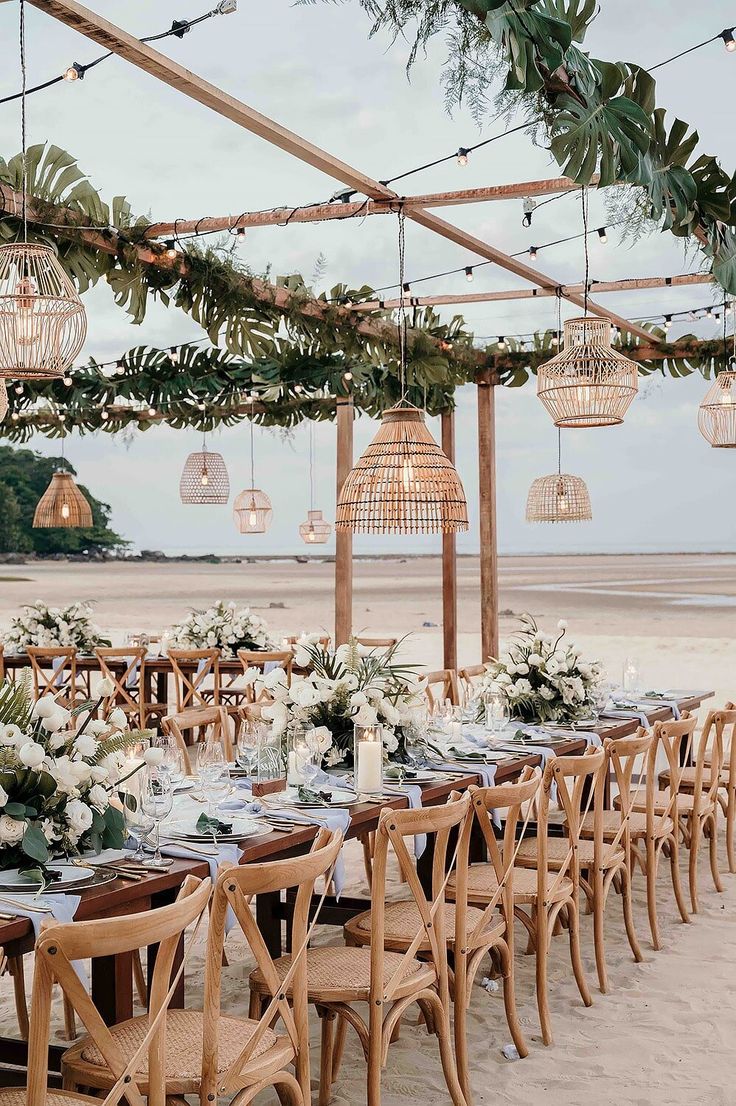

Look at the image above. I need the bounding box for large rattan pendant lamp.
[180,429,230,504]
[526,430,592,523]
[698,300,736,448]
[233,413,272,534]
[336,210,468,535]
[536,190,637,428]
[0,3,86,383]
[299,421,331,544]
[33,436,93,529]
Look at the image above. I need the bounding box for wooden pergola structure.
[16,0,718,668]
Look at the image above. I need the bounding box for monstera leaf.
[633,110,699,232]
[690,156,733,225]
[545,0,597,42]
[709,224,736,296]
[483,2,572,92]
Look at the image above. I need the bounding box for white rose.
[557,619,567,631]
[108,708,128,730]
[527,653,543,666]
[0,786,8,808]
[308,726,333,755]
[540,686,556,701]
[353,704,378,727]
[92,677,115,698]
[0,724,22,747]
[70,761,91,784]
[51,755,81,795]
[41,708,69,733]
[143,747,164,766]
[86,720,109,736]
[506,663,517,676]
[18,742,45,768]
[515,663,530,676]
[31,698,57,720]
[382,731,399,754]
[349,691,368,708]
[49,731,67,751]
[74,734,99,759]
[65,798,94,835]
[90,765,109,783]
[380,701,401,727]
[0,815,24,845]
[88,784,109,812]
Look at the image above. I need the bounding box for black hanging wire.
[19,0,27,243]
[249,410,255,488]
[397,207,408,400]
[581,186,591,319]
[556,288,563,477]
[308,420,315,513]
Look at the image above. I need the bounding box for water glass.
[140,769,174,868]
[622,657,641,696]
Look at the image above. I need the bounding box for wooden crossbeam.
[143,176,602,238]
[29,0,654,343]
[352,273,714,311]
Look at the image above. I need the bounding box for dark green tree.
[0,445,127,555]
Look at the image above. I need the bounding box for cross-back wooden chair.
[167,648,221,712]
[161,705,232,775]
[425,669,460,710]
[93,647,159,730]
[702,703,736,872]
[250,799,469,1106]
[652,711,725,913]
[26,646,80,707]
[355,636,398,650]
[283,634,331,650]
[203,828,343,1106]
[234,649,293,704]
[457,665,486,706]
[609,720,692,948]
[32,875,211,1106]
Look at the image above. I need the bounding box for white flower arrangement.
[168,600,273,658]
[4,601,110,653]
[252,636,426,767]
[0,674,155,879]
[481,614,605,724]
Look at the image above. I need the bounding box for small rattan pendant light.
[0,4,86,382]
[233,414,272,534]
[33,438,93,529]
[536,191,637,428]
[526,431,592,523]
[336,210,468,534]
[698,300,736,448]
[180,431,230,504]
[299,421,331,544]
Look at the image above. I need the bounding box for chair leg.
[331,1015,348,1084]
[367,1018,382,1106]
[567,897,592,1009]
[318,1008,336,1106]
[8,956,28,1039]
[645,840,662,949]
[133,950,147,1006]
[359,832,374,891]
[668,834,691,926]
[708,813,724,893]
[726,789,736,874]
[592,874,607,994]
[688,814,701,913]
[621,864,643,964]
[497,940,528,1060]
[62,993,77,1041]
[535,910,553,1046]
[435,1001,469,1106]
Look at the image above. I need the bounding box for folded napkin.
[382,782,426,858]
[0,892,84,978]
[601,707,651,727]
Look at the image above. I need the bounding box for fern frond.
[93,732,145,764]
[0,676,34,731]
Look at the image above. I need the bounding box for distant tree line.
[0,445,126,555]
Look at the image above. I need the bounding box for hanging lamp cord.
[249,416,255,487]
[309,420,315,512]
[19,0,28,243]
[581,186,590,320]
[397,207,408,401]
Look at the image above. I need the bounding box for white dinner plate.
[268,786,357,808]
[163,816,270,842]
[0,863,95,890]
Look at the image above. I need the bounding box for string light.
[343,370,353,382]
[721,28,736,51]
[63,62,84,81]
[169,347,180,364]
[529,246,538,260]
[402,281,410,293]
[497,336,506,350]
[597,227,608,243]
[456,148,469,167]
[236,227,246,243]
[62,375,72,386]
[664,314,672,330]
[164,239,178,260]
[465,266,474,282]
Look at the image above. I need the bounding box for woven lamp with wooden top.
[233,487,272,534]
[699,306,736,447]
[526,472,591,523]
[536,316,638,428]
[33,470,93,528]
[336,404,469,534]
[299,508,331,544]
[179,445,230,503]
[0,242,86,381]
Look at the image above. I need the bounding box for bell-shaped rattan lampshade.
[299,509,331,545]
[179,447,230,504]
[335,404,469,534]
[0,379,7,422]
[698,369,736,447]
[233,488,273,534]
[33,470,93,528]
[537,316,638,428]
[0,243,87,380]
[526,473,592,523]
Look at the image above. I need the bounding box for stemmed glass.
[122,787,154,862]
[153,734,184,785]
[196,739,225,776]
[140,769,174,868]
[201,764,232,818]
[236,722,260,778]
[403,708,429,767]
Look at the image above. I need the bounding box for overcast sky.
[1,0,734,556]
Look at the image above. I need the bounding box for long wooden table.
[0,691,712,1083]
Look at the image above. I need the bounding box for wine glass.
[403,709,428,766]
[122,787,154,862]
[196,739,225,777]
[484,690,510,736]
[153,734,184,785]
[236,721,260,778]
[200,764,231,818]
[140,769,174,868]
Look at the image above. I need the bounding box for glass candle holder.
[253,723,286,797]
[354,724,384,794]
[287,722,315,786]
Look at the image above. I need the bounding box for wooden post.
[335,398,354,645]
[477,372,499,661]
[441,411,458,671]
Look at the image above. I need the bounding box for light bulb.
[664,315,672,330]
[164,240,178,260]
[456,147,469,167]
[343,370,353,382]
[61,502,70,520]
[529,246,538,260]
[465,267,474,282]
[101,410,109,421]
[402,282,411,293]
[706,307,713,318]
[63,62,83,81]
[63,375,72,386]
[236,227,246,244]
[558,495,569,513]
[597,227,608,243]
[15,276,36,348]
[307,528,316,543]
[248,510,257,527]
[721,28,736,51]
[201,470,209,486]
[148,406,157,417]
[498,336,506,350]
[401,458,414,492]
[169,348,179,364]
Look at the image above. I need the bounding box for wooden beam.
[352,273,714,311]
[335,398,354,646]
[440,410,458,672]
[143,176,602,238]
[477,372,499,662]
[29,0,649,343]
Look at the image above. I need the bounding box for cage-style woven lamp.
[536,316,638,428]
[0,243,86,380]
[526,472,592,523]
[698,368,736,447]
[179,445,230,503]
[233,487,273,534]
[299,509,331,544]
[0,379,7,422]
[33,470,93,528]
[335,404,469,534]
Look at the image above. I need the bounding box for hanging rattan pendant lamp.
[299,422,331,544]
[233,415,272,533]
[336,210,468,535]
[527,410,592,524]
[180,437,230,503]
[698,302,736,447]
[33,469,93,528]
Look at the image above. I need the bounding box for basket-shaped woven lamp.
[233,487,273,534]
[335,405,468,534]
[537,316,638,428]
[299,509,331,545]
[526,473,592,523]
[698,369,736,447]
[179,447,230,504]
[0,379,7,422]
[33,470,93,528]
[0,243,86,380]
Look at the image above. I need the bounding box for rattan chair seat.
[613,790,714,816]
[344,900,504,951]
[659,765,726,788]
[578,809,674,841]
[447,863,572,906]
[249,945,435,1003]
[0,1093,99,1106]
[515,835,624,870]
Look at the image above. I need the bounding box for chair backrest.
[457,664,486,706]
[425,669,460,709]
[538,747,607,899]
[168,648,220,711]
[202,828,343,1104]
[689,709,727,815]
[283,634,331,651]
[26,646,78,705]
[27,874,211,1106]
[355,636,398,650]
[237,650,293,702]
[646,714,697,835]
[722,703,736,778]
[94,647,147,723]
[162,705,232,775]
[604,728,653,857]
